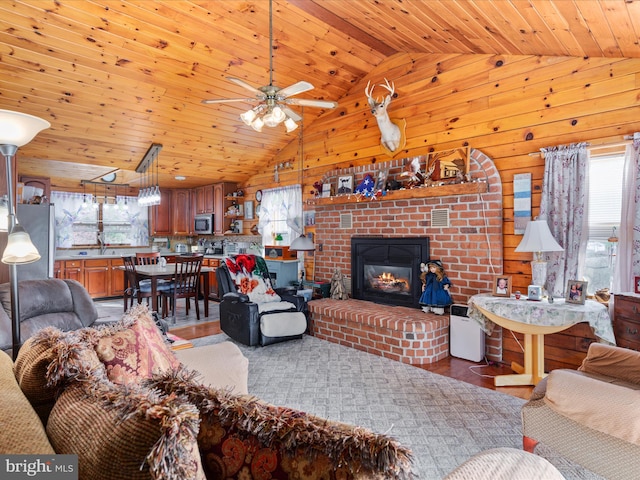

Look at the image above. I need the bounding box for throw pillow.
[47,378,205,480]
[224,254,282,304]
[94,304,180,385]
[146,369,414,480]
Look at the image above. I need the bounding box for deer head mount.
[365,78,406,156]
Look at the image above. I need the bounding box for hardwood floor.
[172,320,534,401]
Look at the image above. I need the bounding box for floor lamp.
[0,110,51,359]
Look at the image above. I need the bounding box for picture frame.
[635,276,640,294]
[492,275,512,297]
[426,146,470,182]
[303,210,316,226]
[565,280,588,305]
[244,200,254,220]
[321,183,332,198]
[337,175,354,195]
[374,169,388,192]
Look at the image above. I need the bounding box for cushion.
[47,379,205,480]
[146,370,414,479]
[544,369,640,446]
[579,342,640,385]
[260,311,307,338]
[93,305,180,384]
[224,255,282,304]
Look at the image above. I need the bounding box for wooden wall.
[240,53,640,294]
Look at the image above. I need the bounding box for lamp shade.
[290,234,315,251]
[515,219,564,253]
[0,109,50,146]
[2,225,41,264]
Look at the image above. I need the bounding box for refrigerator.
[15,203,55,281]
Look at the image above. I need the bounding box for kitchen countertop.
[55,252,228,261]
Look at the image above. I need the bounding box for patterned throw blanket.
[224,254,282,304]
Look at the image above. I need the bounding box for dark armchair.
[216,254,308,346]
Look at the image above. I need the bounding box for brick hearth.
[309,298,449,365]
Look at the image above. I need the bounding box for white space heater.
[449,304,485,362]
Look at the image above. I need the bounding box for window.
[257,185,303,247]
[582,152,624,293]
[51,191,148,248]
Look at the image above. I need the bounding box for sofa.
[0,304,414,480]
[0,278,98,353]
[521,342,640,480]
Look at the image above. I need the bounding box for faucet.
[97,233,107,255]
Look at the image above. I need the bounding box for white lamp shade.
[284,117,299,132]
[2,225,41,264]
[515,219,564,253]
[0,109,50,146]
[290,234,314,251]
[240,109,256,126]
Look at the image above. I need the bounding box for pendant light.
[290,111,314,252]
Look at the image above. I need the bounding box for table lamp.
[515,218,564,288]
[0,109,50,359]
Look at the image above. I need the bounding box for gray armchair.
[0,279,98,353]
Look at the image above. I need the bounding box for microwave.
[194,214,214,234]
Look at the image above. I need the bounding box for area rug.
[189,334,603,480]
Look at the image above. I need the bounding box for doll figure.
[419,260,452,315]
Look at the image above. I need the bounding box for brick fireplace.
[308,149,504,362]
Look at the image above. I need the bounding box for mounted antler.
[365,78,402,153]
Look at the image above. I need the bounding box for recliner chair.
[216,254,308,346]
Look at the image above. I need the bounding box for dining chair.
[122,255,171,312]
[135,251,161,265]
[160,254,204,322]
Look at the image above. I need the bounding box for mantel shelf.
[306,181,489,207]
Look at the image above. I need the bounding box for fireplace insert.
[351,237,429,308]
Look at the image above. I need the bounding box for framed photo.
[304,210,316,226]
[426,146,470,181]
[566,280,588,304]
[321,183,332,198]
[635,276,640,294]
[374,169,388,191]
[492,275,511,297]
[337,175,353,194]
[244,200,254,220]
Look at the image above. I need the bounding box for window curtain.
[257,185,302,247]
[51,191,95,248]
[613,133,640,293]
[539,142,590,297]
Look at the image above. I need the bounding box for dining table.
[121,263,214,317]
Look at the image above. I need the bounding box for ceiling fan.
[201,0,337,132]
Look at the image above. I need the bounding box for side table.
[468,294,614,386]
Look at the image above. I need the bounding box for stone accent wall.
[309,149,505,361]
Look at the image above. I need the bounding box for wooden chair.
[136,251,161,265]
[122,255,170,312]
[161,254,204,322]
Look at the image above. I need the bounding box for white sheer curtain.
[613,133,640,293]
[539,142,590,297]
[51,191,96,248]
[257,185,302,246]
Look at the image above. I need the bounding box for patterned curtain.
[613,133,640,293]
[257,185,302,247]
[51,191,96,248]
[539,142,590,297]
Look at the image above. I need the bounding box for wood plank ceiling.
[1,0,639,191]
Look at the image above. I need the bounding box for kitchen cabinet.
[203,258,220,300]
[265,260,299,289]
[613,293,640,351]
[213,182,237,234]
[84,259,110,298]
[195,185,214,214]
[54,261,63,279]
[110,257,125,296]
[63,260,84,283]
[151,189,172,236]
[172,189,192,235]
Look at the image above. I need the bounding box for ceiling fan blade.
[201,98,256,104]
[285,98,338,109]
[281,106,302,122]
[278,81,314,98]
[227,77,263,95]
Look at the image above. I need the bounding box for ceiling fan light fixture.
[240,109,257,126]
[284,117,298,133]
[251,117,264,132]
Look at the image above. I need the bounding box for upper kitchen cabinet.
[172,189,192,235]
[195,185,214,214]
[151,189,172,236]
[213,182,237,235]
